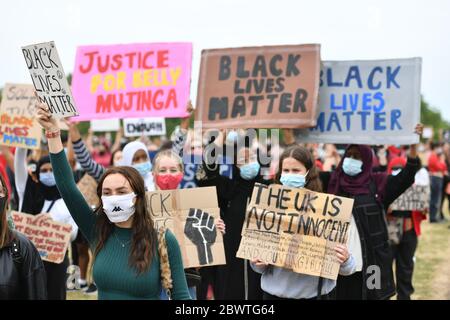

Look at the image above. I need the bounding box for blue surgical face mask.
[342,157,363,176]
[39,172,56,187]
[239,162,260,180]
[280,172,308,188]
[133,161,152,177]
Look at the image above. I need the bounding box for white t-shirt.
[347,215,363,272]
[42,199,79,241]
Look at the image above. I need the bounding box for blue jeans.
[160,286,197,300]
[430,176,443,222]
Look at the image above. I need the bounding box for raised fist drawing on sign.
[184,208,217,265]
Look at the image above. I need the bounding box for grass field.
[68,200,450,300]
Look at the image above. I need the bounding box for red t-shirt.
[428,152,447,174]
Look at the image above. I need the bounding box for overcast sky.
[2,0,449,120]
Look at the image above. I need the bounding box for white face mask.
[101,193,136,223]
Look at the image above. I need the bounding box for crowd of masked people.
[1,99,449,300]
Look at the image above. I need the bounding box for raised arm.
[384,124,424,208]
[14,147,29,211]
[68,121,105,181]
[172,100,194,158]
[111,126,123,153]
[35,100,97,244]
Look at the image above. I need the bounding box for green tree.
[420,96,450,140]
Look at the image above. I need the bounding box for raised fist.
[184,208,217,265]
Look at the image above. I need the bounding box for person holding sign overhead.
[34,99,191,300]
[250,145,356,300]
[323,123,423,300]
[151,149,226,300]
[195,131,271,300]
[386,156,429,300]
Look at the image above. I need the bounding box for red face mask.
[155,173,184,190]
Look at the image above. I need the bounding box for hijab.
[328,144,387,198]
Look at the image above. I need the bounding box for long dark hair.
[275,145,322,192]
[0,174,13,248]
[93,166,158,274]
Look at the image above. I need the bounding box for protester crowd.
[1,95,449,301]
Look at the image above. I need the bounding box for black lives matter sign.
[196,44,321,129]
[22,41,78,118]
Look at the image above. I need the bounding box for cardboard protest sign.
[295,58,422,144]
[123,117,166,137]
[146,186,226,268]
[90,119,121,132]
[11,211,72,264]
[21,41,78,118]
[71,43,192,121]
[390,185,430,211]
[0,83,42,149]
[77,174,100,208]
[237,183,354,280]
[196,44,321,128]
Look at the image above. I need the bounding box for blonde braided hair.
[158,227,173,297]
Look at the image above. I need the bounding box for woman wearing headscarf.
[14,148,78,300]
[320,124,423,300]
[120,141,155,191]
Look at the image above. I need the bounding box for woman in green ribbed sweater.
[35,101,191,300]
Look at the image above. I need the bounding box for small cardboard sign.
[123,117,166,137]
[390,184,430,211]
[0,83,42,149]
[11,211,72,264]
[146,186,226,268]
[237,183,354,280]
[21,41,78,118]
[77,174,100,208]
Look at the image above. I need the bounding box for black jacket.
[0,231,47,300]
[196,159,271,300]
[321,156,421,300]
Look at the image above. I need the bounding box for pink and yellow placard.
[71,43,192,121]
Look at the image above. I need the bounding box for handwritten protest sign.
[11,211,72,264]
[90,119,121,132]
[237,183,354,280]
[71,43,192,121]
[77,174,100,208]
[296,58,422,144]
[390,185,430,211]
[196,44,321,128]
[123,117,166,137]
[21,41,78,118]
[0,83,42,149]
[146,187,226,268]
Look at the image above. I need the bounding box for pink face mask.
[155,173,184,190]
